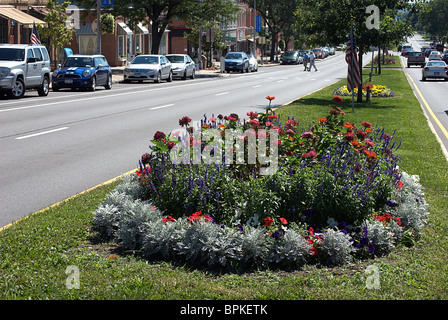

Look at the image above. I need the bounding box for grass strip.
[0,69,447,300]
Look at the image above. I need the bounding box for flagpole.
[350,22,355,113]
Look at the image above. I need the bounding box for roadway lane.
[0,51,369,228]
[402,34,448,156]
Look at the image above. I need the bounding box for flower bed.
[333,84,394,98]
[92,96,429,270]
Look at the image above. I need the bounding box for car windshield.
[226,53,242,59]
[427,61,445,67]
[64,57,94,67]
[0,48,25,61]
[132,56,159,64]
[284,51,297,56]
[166,55,184,63]
[408,52,423,56]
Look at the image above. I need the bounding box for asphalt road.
[0,51,365,228]
[402,34,448,157]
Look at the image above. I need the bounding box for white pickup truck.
[0,44,51,99]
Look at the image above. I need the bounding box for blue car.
[225,52,249,73]
[52,54,112,91]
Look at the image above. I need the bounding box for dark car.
[442,52,448,64]
[52,54,112,91]
[224,52,249,73]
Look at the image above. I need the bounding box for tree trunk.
[378,46,381,75]
[270,36,276,62]
[151,22,161,54]
[357,46,363,103]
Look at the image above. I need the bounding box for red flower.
[264,217,273,227]
[153,131,166,141]
[356,130,367,141]
[344,132,355,142]
[179,116,192,127]
[167,141,176,150]
[333,96,343,104]
[268,114,278,120]
[397,181,404,190]
[266,96,275,101]
[228,116,237,122]
[162,216,176,223]
[301,131,313,139]
[361,121,372,129]
[279,217,288,225]
[247,111,258,119]
[317,117,327,123]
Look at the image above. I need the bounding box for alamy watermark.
[365,265,381,290]
[65,265,80,289]
[169,128,279,175]
[366,5,380,30]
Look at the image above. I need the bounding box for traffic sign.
[101,0,113,6]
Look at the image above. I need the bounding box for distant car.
[328,47,335,55]
[52,54,112,92]
[322,47,329,58]
[428,51,442,60]
[423,48,433,57]
[224,52,249,73]
[401,45,412,56]
[312,48,324,59]
[442,52,448,64]
[402,48,413,57]
[123,55,172,83]
[422,61,448,81]
[435,43,444,52]
[166,54,195,80]
[247,54,258,72]
[281,51,301,65]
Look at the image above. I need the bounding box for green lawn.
[0,69,447,301]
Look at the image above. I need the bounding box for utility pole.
[253,0,256,56]
[96,0,101,54]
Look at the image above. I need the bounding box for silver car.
[123,55,172,83]
[166,54,195,79]
[422,61,448,81]
[247,54,258,72]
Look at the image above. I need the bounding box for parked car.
[428,51,442,60]
[407,51,425,68]
[422,60,448,81]
[442,52,448,64]
[328,47,336,55]
[123,55,172,83]
[0,44,51,99]
[247,54,258,72]
[322,47,329,58]
[312,48,324,59]
[224,52,249,73]
[52,54,112,91]
[166,54,195,80]
[281,50,302,65]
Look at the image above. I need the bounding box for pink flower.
[249,119,260,126]
[344,132,355,142]
[361,121,372,129]
[247,111,258,119]
[265,121,273,126]
[279,217,288,225]
[209,117,217,122]
[366,140,374,148]
[268,114,278,120]
[301,131,314,139]
[228,116,237,122]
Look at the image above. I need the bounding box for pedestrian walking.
[309,51,317,71]
[303,52,309,71]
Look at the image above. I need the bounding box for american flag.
[30,22,41,45]
[345,24,361,92]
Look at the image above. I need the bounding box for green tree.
[416,0,448,44]
[78,0,238,55]
[296,0,418,102]
[242,0,300,62]
[37,0,75,66]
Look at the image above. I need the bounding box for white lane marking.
[252,85,262,88]
[15,127,69,140]
[276,80,284,83]
[150,104,174,110]
[215,92,229,96]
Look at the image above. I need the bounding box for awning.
[0,7,46,28]
[118,22,132,35]
[137,23,149,35]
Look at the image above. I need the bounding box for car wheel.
[190,69,195,79]
[155,72,162,83]
[52,83,59,92]
[167,71,173,82]
[105,75,112,90]
[422,77,426,81]
[8,77,25,99]
[182,70,188,80]
[89,76,96,91]
[38,76,50,96]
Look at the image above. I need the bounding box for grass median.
[0,69,447,300]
